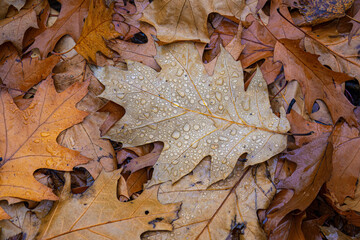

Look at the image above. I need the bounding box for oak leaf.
[28,0,89,58]
[240,0,303,84]
[326,122,360,204]
[75,0,120,63]
[94,42,290,187]
[274,39,356,126]
[109,0,160,70]
[143,158,276,240]
[0,6,38,51]
[0,43,60,97]
[304,24,360,81]
[37,169,180,239]
[284,0,354,26]
[0,77,90,205]
[140,0,246,44]
[265,136,333,235]
[57,112,117,178]
[0,0,26,19]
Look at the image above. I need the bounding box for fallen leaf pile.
[0,0,360,239]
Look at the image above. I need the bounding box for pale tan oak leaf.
[143,157,276,240]
[37,169,180,239]
[94,42,290,187]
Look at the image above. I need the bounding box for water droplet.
[215,92,222,101]
[172,160,179,165]
[211,144,218,149]
[173,170,178,176]
[183,123,190,132]
[191,141,199,148]
[152,107,159,113]
[163,142,170,151]
[177,142,182,147]
[140,99,146,105]
[138,76,144,80]
[176,69,184,77]
[184,135,190,140]
[171,62,176,66]
[41,132,50,137]
[216,78,223,85]
[218,105,224,110]
[230,129,237,135]
[177,90,185,97]
[143,112,150,118]
[259,82,263,87]
[220,71,225,75]
[252,136,257,140]
[219,136,228,141]
[33,139,40,143]
[232,72,239,78]
[117,93,125,99]
[171,131,181,139]
[194,124,200,130]
[241,96,250,111]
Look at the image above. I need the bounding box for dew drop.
[230,129,237,135]
[176,69,184,77]
[215,92,222,101]
[41,132,50,137]
[117,93,125,99]
[171,62,176,66]
[177,90,185,97]
[219,136,228,141]
[216,78,223,85]
[172,160,179,165]
[163,142,170,151]
[183,123,190,132]
[33,139,40,143]
[194,124,200,130]
[171,131,181,139]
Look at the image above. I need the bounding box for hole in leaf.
[48,0,61,12]
[145,210,149,215]
[131,32,148,44]
[345,80,360,106]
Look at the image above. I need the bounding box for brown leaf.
[37,169,180,239]
[326,122,360,204]
[0,5,38,51]
[97,100,125,136]
[0,201,52,240]
[0,0,26,19]
[143,158,277,239]
[140,0,245,44]
[274,39,356,126]
[75,0,120,63]
[240,0,303,84]
[28,0,89,58]
[94,42,290,187]
[284,0,354,26]
[0,77,90,208]
[287,110,332,146]
[109,0,160,70]
[57,112,117,178]
[265,136,333,234]
[0,43,60,97]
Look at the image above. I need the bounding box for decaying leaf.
[140,0,245,43]
[94,42,290,187]
[0,0,26,19]
[326,122,360,204]
[0,77,90,205]
[144,158,277,240]
[285,0,354,26]
[57,112,117,178]
[0,43,60,97]
[304,23,360,81]
[265,136,333,235]
[37,169,180,239]
[274,39,356,126]
[0,6,38,51]
[28,0,90,58]
[0,200,53,240]
[75,0,120,63]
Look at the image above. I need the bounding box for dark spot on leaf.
[148,217,163,228]
[145,210,149,215]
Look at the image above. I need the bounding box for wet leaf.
[274,39,356,126]
[37,169,180,239]
[94,42,290,187]
[143,158,276,240]
[0,5,38,51]
[75,0,120,63]
[0,77,90,213]
[28,0,90,58]
[0,43,60,97]
[140,0,246,43]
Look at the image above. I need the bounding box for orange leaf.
[75,0,120,63]
[0,77,90,211]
